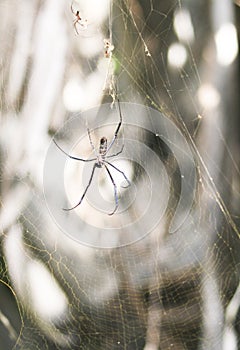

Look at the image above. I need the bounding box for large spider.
[53,99,131,215]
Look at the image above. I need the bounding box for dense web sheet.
[0,0,240,349]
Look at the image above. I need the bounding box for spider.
[71,2,88,35]
[53,99,131,215]
[104,38,114,58]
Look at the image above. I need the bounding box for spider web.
[0,0,240,349]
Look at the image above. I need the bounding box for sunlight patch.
[223,327,237,350]
[27,260,68,320]
[168,43,187,68]
[197,83,220,110]
[215,23,238,66]
[63,79,85,112]
[173,8,194,43]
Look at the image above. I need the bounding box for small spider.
[53,99,131,215]
[104,39,114,58]
[71,2,88,35]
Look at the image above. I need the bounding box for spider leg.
[105,160,131,188]
[73,20,79,35]
[103,164,119,216]
[70,3,75,15]
[53,139,97,162]
[106,145,124,159]
[63,164,97,211]
[106,98,122,152]
[87,128,96,152]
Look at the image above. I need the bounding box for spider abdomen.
[99,137,108,156]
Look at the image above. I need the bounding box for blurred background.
[1,0,240,349]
